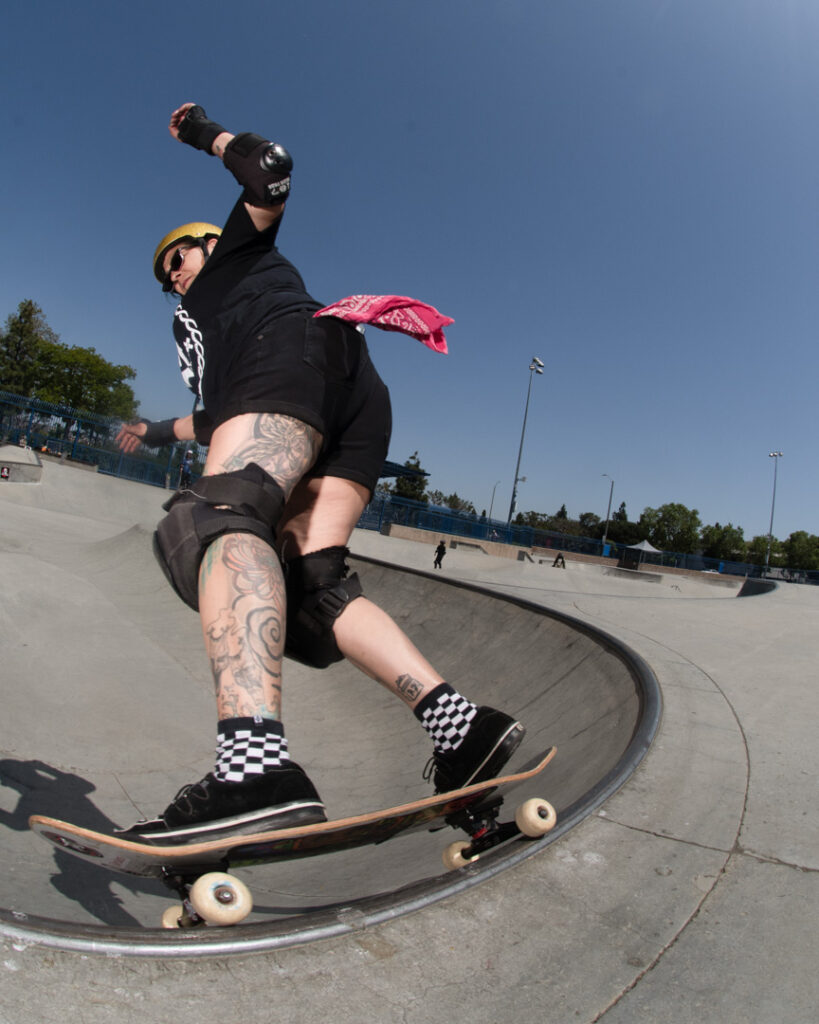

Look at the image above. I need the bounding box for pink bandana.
[314,295,452,354]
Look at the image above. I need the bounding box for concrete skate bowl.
[0,510,661,956]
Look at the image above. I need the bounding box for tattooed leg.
[199,532,286,721]
[204,413,322,498]
[195,413,322,719]
[332,596,446,709]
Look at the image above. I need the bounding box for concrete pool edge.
[0,559,661,958]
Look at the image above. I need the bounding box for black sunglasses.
[169,246,190,274]
[162,246,192,292]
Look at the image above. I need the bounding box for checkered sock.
[414,683,478,753]
[213,717,289,783]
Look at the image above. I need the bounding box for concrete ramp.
[0,443,43,483]
[0,463,659,953]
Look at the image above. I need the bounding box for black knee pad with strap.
[284,546,363,668]
[153,463,286,611]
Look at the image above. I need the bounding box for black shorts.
[206,313,392,494]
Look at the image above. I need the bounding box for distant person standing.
[434,540,447,570]
[179,450,194,489]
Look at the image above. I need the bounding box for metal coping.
[0,556,662,958]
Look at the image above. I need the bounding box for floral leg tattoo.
[200,534,286,721]
[214,415,322,497]
[196,414,322,719]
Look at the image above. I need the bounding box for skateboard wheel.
[515,797,557,837]
[161,904,185,929]
[188,872,253,926]
[442,840,479,871]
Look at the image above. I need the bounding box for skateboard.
[30,747,556,929]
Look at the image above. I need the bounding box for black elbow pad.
[223,132,293,206]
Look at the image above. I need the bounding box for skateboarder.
[114,103,525,844]
[434,540,447,569]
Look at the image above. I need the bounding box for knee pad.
[153,463,286,611]
[284,546,363,668]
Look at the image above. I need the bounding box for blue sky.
[2,0,816,540]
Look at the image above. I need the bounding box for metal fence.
[0,390,199,489]
[360,492,818,585]
[2,389,815,584]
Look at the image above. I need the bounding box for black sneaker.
[426,707,525,794]
[115,762,327,845]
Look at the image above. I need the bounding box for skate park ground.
[0,449,816,1023]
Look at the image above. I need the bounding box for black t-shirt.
[172,199,321,407]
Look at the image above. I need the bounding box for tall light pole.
[601,474,615,550]
[488,480,501,521]
[507,357,544,524]
[765,451,783,573]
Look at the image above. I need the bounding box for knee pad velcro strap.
[153,463,286,612]
[284,546,363,669]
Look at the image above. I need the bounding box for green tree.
[746,535,781,567]
[603,510,645,545]
[514,510,551,530]
[555,503,568,520]
[0,299,60,395]
[427,489,475,514]
[639,503,702,553]
[612,501,629,522]
[443,493,476,515]
[393,451,428,503]
[578,512,602,535]
[782,531,819,570]
[0,300,139,418]
[34,339,138,418]
[700,522,746,561]
[550,514,580,535]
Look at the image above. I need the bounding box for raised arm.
[168,103,290,232]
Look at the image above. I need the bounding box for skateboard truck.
[441,792,557,870]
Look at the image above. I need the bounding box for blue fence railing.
[358,493,818,585]
[0,389,200,489]
[2,389,815,584]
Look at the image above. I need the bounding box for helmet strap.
[195,237,213,261]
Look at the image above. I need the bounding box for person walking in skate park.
[115,103,524,843]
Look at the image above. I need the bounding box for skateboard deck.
[30,747,556,928]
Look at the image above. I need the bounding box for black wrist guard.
[223,132,292,206]
[139,418,177,447]
[178,105,227,154]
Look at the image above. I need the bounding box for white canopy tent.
[620,538,662,569]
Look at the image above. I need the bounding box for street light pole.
[488,480,501,521]
[507,358,544,524]
[765,451,783,574]
[601,474,614,550]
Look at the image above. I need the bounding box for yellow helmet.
[153,222,222,287]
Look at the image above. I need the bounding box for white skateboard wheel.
[161,904,185,929]
[188,872,253,926]
[515,797,557,837]
[442,840,479,871]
